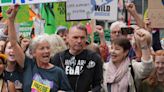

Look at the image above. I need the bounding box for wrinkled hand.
[144,18,152,32]
[7,4,19,21]
[126,3,137,14]
[95,25,104,36]
[134,29,148,47]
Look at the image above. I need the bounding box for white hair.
[48,34,67,57]
[110,21,126,31]
[30,34,50,53]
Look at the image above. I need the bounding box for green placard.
[19,21,33,38]
[2,5,30,23]
[1,0,12,3]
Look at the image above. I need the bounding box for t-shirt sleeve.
[58,68,73,91]
[24,56,34,69]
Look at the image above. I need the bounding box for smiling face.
[32,41,51,64]
[110,44,128,63]
[4,42,16,62]
[155,56,164,75]
[110,37,131,64]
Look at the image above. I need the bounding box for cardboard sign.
[91,0,118,21]
[0,0,66,6]
[66,0,91,21]
[148,0,164,28]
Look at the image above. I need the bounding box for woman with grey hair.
[48,34,67,57]
[7,5,72,92]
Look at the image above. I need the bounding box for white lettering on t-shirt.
[64,59,86,75]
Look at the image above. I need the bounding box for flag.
[86,22,92,34]
[41,3,56,34]
[29,8,37,21]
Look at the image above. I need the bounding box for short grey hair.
[48,34,67,57]
[110,21,126,31]
[30,34,50,54]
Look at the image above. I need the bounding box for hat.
[55,26,68,34]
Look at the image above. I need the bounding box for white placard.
[91,0,118,21]
[66,0,91,21]
[0,0,66,6]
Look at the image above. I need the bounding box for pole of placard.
[90,19,96,44]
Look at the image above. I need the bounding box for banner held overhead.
[0,0,66,6]
[66,0,91,21]
[91,0,118,21]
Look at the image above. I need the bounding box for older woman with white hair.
[7,5,72,92]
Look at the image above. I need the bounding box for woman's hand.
[134,28,152,49]
[7,5,19,22]
[95,25,104,37]
[144,18,152,32]
[126,3,137,15]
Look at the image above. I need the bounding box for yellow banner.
[31,80,50,92]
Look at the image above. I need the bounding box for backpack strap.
[0,79,3,92]
[128,62,137,92]
[59,51,65,69]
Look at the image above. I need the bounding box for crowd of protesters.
[0,2,163,92]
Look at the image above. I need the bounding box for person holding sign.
[7,5,72,92]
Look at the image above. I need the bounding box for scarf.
[106,58,130,92]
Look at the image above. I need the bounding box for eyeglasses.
[111,31,121,35]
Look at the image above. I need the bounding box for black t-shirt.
[51,49,103,92]
[4,69,23,89]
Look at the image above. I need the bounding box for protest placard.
[148,0,164,28]
[91,0,118,21]
[66,0,91,21]
[0,0,66,6]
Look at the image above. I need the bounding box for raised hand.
[7,5,19,21]
[95,25,104,36]
[126,3,137,15]
[144,18,152,32]
[134,28,152,49]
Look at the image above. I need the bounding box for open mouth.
[111,54,117,59]
[9,54,15,59]
[42,55,50,59]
